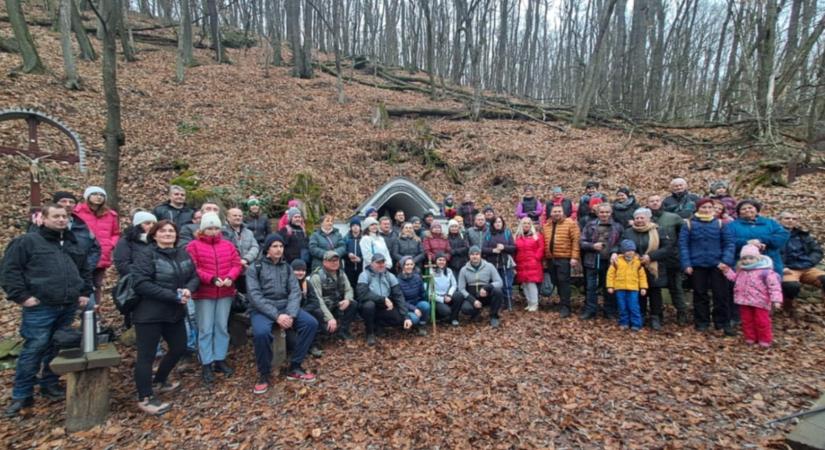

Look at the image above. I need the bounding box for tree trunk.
[300,0,313,78]
[573,0,618,128]
[756,0,778,134]
[207,0,224,62]
[610,0,627,108]
[420,0,435,98]
[71,0,97,60]
[60,0,81,89]
[333,0,345,103]
[6,0,46,73]
[627,0,648,118]
[100,0,124,211]
[118,0,136,61]
[493,0,506,93]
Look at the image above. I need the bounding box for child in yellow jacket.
[607,240,648,330]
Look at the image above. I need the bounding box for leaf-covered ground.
[1,5,825,448]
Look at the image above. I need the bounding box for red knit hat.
[589,197,604,208]
[695,197,714,210]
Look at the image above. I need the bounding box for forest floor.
[1,5,825,449]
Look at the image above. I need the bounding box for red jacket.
[515,234,545,283]
[73,202,120,269]
[423,234,451,264]
[186,233,243,300]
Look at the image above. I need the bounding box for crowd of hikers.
[2,178,824,417]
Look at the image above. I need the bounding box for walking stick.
[765,405,825,426]
[424,258,437,335]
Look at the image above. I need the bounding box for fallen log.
[386,107,566,131]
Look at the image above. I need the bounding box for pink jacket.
[515,234,545,283]
[186,233,243,300]
[73,202,120,269]
[723,265,782,311]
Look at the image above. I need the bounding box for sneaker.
[579,310,596,320]
[4,397,33,418]
[253,376,269,395]
[153,380,181,394]
[202,364,216,384]
[490,317,501,328]
[559,306,571,318]
[286,368,317,383]
[526,305,538,312]
[630,327,641,332]
[758,341,771,348]
[650,317,662,331]
[309,345,324,358]
[417,326,428,336]
[619,324,630,330]
[366,334,377,346]
[40,384,65,401]
[744,339,756,345]
[137,396,170,415]
[450,320,459,327]
[213,360,235,377]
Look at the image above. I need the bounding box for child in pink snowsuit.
[720,244,782,347]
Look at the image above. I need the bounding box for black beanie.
[52,191,77,203]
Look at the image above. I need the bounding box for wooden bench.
[49,344,121,432]
[787,394,825,450]
[229,313,288,371]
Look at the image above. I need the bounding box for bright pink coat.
[186,234,243,300]
[515,234,545,283]
[73,202,120,269]
[723,266,783,311]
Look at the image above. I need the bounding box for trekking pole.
[424,258,437,335]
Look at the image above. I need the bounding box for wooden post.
[65,368,109,432]
[423,258,437,335]
[271,329,287,370]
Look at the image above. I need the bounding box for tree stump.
[50,344,121,432]
[272,329,287,370]
[229,313,250,347]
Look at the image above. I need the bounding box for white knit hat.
[362,217,379,229]
[132,211,157,226]
[200,212,222,231]
[83,186,106,201]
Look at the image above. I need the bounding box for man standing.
[542,206,581,318]
[579,204,623,320]
[30,192,101,277]
[779,211,825,317]
[246,234,318,394]
[466,213,488,248]
[458,246,504,328]
[306,251,357,340]
[392,210,406,235]
[545,186,577,221]
[153,185,194,229]
[647,194,689,324]
[356,253,412,346]
[379,216,398,249]
[577,181,606,229]
[224,207,260,267]
[662,178,700,219]
[1,205,93,417]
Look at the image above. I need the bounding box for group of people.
[1,178,823,417]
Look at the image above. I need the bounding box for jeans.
[194,297,233,365]
[134,320,187,399]
[185,300,198,352]
[739,305,772,345]
[251,310,318,377]
[691,267,729,328]
[584,262,614,315]
[359,300,406,335]
[616,290,642,328]
[547,259,572,307]
[407,301,431,325]
[13,303,77,400]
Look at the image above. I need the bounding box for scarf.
[694,213,715,222]
[740,256,773,271]
[632,222,660,278]
[613,197,635,210]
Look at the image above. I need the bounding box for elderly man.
[356,253,411,346]
[579,203,623,320]
[247,234,318,394]
[458,246,504,328]
[1,204,93,417]
[542,205,581,318]
[224,207,260,266]
[153,185,194,229]
[306,251,357,340]
[663,178,700,219]
[779,211,825,317]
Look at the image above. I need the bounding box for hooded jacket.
[246,257,302,320]
[113,225,150,276]
[73,202,120,269]
[152,201,194,229]
[356,267,407,315]
[457,259,503,299]
[223,224,260,263]
[308,227,346,271]
[781,227,824,270]
[244,213,271,246]
[678,216,735,269]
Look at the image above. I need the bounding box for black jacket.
[152,202,195,229]
[621,227,675,288]
[27,215,101,270]
[113,225,150,276]
[447,232,469,274]
[279,225,309,264]
[782,228,824,270]
[131,243,199,324]
[244,213,271,246]
[1,226,94,305]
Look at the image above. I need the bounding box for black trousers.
[691,267,729,328]
[547,259,572,307]
[306,301,358,336]
[639,287,663,319]
[460,285,502,318]
[134,320,187,399]
[435,293,464,321]
[359,300,406,335]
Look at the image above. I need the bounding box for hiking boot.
[676,310,688,325]
[695,323,709,333]
[723,327,737,337]
[202,364,216,384]
[630,327,641,332]
[40,384,65,401]
[450,320,460,327]
[338,329,354,341]
[366,334,377,346]
[286,368,317,383]
[559,306,571,318]
[153,380,181,394]
[137,396,170,415]
[417,326,428,336]
[213,361,235,377]
[650,317,662,331]
[253,376,269,395]
[309,345,324,358]
[4,397,33,418]
[579,310,596,320]
[490,317,501,328]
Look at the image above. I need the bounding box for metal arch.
[354,176,442,217]
[0,107,87,172]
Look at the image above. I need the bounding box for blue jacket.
[782,228,824,270]
[678,218,735,270]
[727,216,790,274]
[397,272,426,310]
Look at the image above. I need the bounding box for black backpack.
[113,273,139,314]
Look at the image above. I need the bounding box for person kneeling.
[306,251,358,348]
[356,253,413,346]
[397,256,430,336]
[607,240,648,331]
[457,246,503,328]
[247,234,318,395]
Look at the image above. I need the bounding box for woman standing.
[74,186,120,304]
[113,211,157,328]
[243,197,270,247]
[131,221,199,415]
[611,187,638,229]
[482,216,516,308]
[422,221,451,266]
[186,213,243,384]
[446,220,469,275]
[343,217,364,288]
[308,214,346,271]
[390,223,425,271]
[514,217,545,312]
[360,217,393,270]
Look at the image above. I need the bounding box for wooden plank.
[50,352,87,375]
[65,368,110,432]
[788,394,825,450]
[84,344,121,369]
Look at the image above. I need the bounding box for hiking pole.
[424,258,437,335]
[765,405,825,426]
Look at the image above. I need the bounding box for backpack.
[113,273,139,314]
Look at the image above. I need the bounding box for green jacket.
[652,209,683,267]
